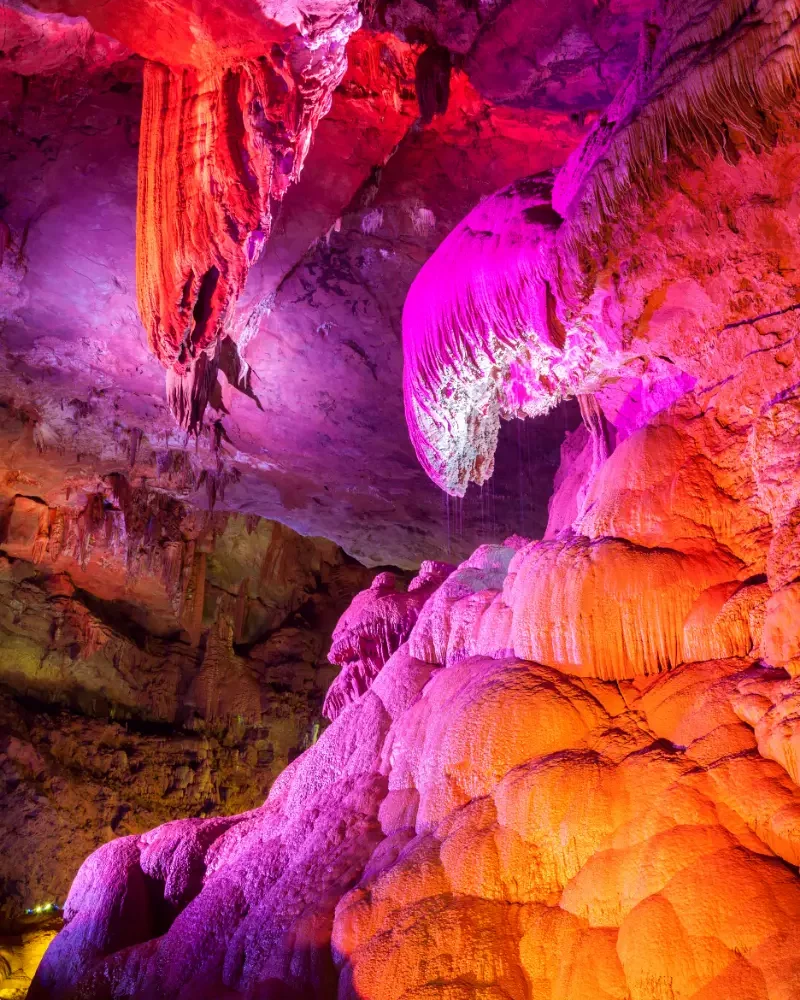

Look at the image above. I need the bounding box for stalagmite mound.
[28,539,800,998]
[323,561,454,721]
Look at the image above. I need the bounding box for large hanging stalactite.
[137,33,357,432]
[401,172,613,496]
[26,0,361,433]
[401,0,800,499]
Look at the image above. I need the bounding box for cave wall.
[0,472,378,939]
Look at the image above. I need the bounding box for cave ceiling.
[0,0,645,566]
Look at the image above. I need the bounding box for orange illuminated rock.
[577,419,772,572]
[733,671,800,785]
[137,39,356,430]
[762,584,800,676]
[508,535,740,680]
[682,581,771,664]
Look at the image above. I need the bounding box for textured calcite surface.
[27,541,800,998]
[323,561,453,721]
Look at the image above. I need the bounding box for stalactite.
[137,26,356,433]
[402,173,610,496]
[46,507,65,563]
[182,550,207,645]
[128,428,143,468]
[161,540,186,609]
[30,503,50,565]
[402,0,800,500]
[576,394,613,475]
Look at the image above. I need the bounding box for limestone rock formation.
[9,0,800,996]
[402,172,571,496]
[0,919,58,1000]
[27,551,800,999]
[137,45,356,432]
[323,561,453,721]
[402,0,800,500]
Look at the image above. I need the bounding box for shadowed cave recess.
[3,0,800,996]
